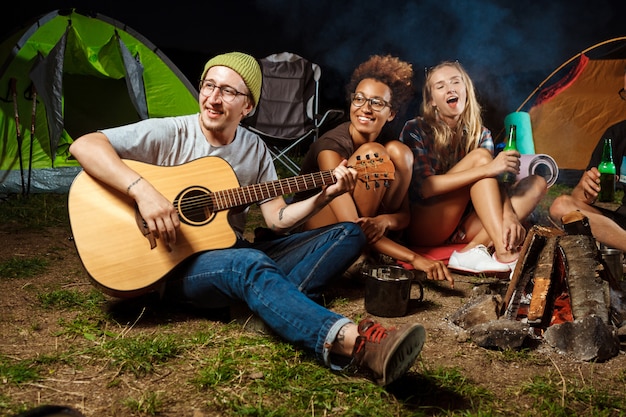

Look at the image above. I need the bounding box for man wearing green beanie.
[69,51,426,386]
[201,51,262,107]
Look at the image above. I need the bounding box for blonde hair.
[420,61,483,169]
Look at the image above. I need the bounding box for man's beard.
[201,113,227,133]
[205,123,226,133]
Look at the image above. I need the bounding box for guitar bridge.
[135,206,157,249]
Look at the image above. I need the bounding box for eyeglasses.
[351,93,391,112]
[199,80,248,102]
[620,88,626,101]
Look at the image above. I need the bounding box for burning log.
[503,220,610,328]
[501,225,563,321]
[449,214,623,360]
[558,234,609,323]
[544,315,619,362]
[527,236,558,323]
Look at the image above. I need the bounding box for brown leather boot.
[352,318,426,386]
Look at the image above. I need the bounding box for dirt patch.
[1,207,626,416]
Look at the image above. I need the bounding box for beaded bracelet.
[126,176,143,194]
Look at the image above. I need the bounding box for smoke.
[253,0,620,138]
[4,0,620,139]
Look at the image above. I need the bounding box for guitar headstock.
[353,153,395,189]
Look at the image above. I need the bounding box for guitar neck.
[212,170,336,211]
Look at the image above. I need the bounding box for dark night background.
[2,0,624,141]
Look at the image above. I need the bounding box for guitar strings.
[175,171,337,214]
[175,157,391,215]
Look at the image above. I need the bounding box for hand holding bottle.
[580,167,601,203]
[499,125,520,184]
[598,137,616,202]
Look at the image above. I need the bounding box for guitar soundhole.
[174,186,215,226]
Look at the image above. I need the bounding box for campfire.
[448,212,626,361]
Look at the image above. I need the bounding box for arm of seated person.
[356,196,410,243]
[572,167,601,204]
[373,237,454,287]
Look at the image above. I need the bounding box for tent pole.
[517,36,626,112]
[28,84,37,196]
[10,78,25,196]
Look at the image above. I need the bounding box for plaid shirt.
[400,117,494,203]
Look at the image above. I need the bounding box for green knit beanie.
[201,52,262,107]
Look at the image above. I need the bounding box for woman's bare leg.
[509,175,548,221]
[464,175,507,254]
[381,140,413,214]
[406,148,494,246]
[305,141,408,229]
[456,174,547,262]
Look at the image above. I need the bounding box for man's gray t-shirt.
[100,113,277,237]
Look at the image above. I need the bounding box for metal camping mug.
[363,265,424,317]
[601,248,624,282]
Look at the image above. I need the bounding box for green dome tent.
[0,9,199,194]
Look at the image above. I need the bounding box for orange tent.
[524,38,626,171]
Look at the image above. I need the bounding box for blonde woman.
[400,61,547,274]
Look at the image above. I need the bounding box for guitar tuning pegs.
[366,154,371,160]
[356,155,362,161]
[374,181,380,188]
[373,153,379,157]
[365,182,370,190]
[384,180,390,188]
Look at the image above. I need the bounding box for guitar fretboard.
[212,170,336,211]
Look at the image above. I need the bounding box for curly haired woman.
[400,61,547,275]
[296,55,453,286]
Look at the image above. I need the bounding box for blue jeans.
[175,222,365,369]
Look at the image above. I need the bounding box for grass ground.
[1,185,626,416]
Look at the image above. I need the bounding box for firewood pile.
[448,212,626,361]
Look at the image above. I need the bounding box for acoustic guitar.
[68,155,394,298]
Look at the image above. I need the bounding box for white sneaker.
[448,245,511,274]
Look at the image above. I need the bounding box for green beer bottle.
[499,124,517,184]
[598,137,616,202]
